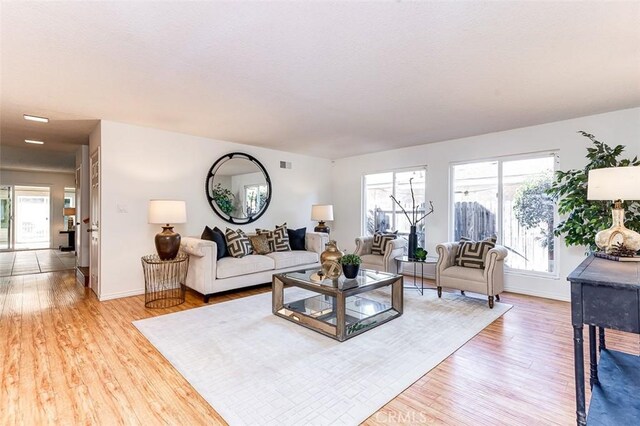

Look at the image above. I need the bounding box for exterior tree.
[513,171,554,259]
[547,131,640,253]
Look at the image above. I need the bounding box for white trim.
[99,288,144,301]
[504,282,570,302]
[449,149,559,167]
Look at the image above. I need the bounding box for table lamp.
[63,207,76,230]
[311,204,333,234]
[587,166,640,254]
[148,200,187,260]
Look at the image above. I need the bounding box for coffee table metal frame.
[272,268,403,342]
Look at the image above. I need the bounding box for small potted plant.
[340,254,362,279]
[414,247,428,261]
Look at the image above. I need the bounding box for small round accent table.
[395,255,438,295]
[141,252,189,308]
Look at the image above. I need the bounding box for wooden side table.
[141,252,188,308]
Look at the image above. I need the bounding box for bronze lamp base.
[314,220,330,234]
[155,225,181,260]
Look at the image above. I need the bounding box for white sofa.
[180,232,329,302]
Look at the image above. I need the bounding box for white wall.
[0,169,75,249]
[98,120,332,300]
[331,107,640,301]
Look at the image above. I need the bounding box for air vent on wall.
[280,161,292,169]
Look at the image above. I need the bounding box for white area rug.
[133,288,511,426]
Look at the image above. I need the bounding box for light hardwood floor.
[1,270,638,425]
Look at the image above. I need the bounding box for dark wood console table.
[568,256,640,425]
[59,229,75,252]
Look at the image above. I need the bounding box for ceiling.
[1,2,639,164]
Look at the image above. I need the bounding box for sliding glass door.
[14,186,50,250]
[0,186,11,250]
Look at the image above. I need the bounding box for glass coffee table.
[272,268,403,342]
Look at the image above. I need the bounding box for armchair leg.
[460,290,465,295]
[204,294,210,304]
[488,296,494,309]
[437,287,442,298]
[495,294,500,302]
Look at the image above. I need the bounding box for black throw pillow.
[287,227,306,251]
[201,226,227,260]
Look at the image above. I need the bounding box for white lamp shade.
[311,204,334,221]
[148,200,187,224]
[587,166,640,201]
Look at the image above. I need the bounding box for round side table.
[395,255,438,295]
[141,252,189,308]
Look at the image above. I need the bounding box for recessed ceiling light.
[23,114,49,123]
[25,139,44,145]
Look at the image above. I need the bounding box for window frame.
[449,151,559,279]
[361,166,428,243]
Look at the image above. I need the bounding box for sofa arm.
[383,238,407,274]
[436,243,459,277]
[180,237,217,295]
[484,245,507,296]
[305,232,330,255]
[354,236,373,256]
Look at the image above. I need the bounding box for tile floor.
[0,249,76,277]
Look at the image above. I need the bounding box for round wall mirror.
[205,152,272,224]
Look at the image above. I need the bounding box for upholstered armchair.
[355,236,407,274]
[435,242,508,308]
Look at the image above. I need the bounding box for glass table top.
[280,268,398,291]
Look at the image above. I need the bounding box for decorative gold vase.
[321,240,344,264]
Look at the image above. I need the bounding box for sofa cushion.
[440,265,485,283]
[372,231,397,255]
[225,228,253,258]
[201,226,227,260]
[287,227,306,251]
[266,251,318,269]
[455,236,496,269]
[216,255,275,279]
[256,223,291,252]
[360,254,384,267]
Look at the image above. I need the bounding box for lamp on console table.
[148,200,187,260]
[63,207,76,230]
[311,204,333,234]
[587,166,640,254]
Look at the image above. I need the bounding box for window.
[64,187,76,208]
[363,169,426,248]
[452,155,556,274]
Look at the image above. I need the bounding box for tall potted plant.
[390,178,434,259]
[547,131,640,253]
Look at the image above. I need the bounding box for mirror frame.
[205,152,272,225]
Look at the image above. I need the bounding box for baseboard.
[504,283,570,302]
[99,288,144,301]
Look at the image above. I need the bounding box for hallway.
[0,250,75,277]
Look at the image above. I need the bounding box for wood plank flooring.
[1,271,638,425]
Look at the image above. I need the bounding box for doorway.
[12,186,51,250]
[0,186,11,250]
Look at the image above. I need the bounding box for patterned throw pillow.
[256,223,291,252]
[225,228,253,258]
[248,234,271,255]
[372,231,398,255]
[455,236,497,269]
